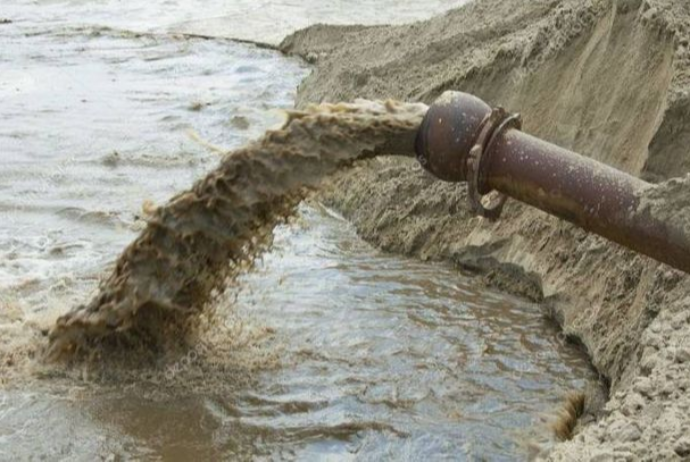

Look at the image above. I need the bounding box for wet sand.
[282,0,690,459]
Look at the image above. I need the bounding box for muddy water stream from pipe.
[0,1,597,460]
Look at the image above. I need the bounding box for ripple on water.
[0,0,596,459]
[0,204,597,460]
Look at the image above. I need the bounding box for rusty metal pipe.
[415,91,690,274]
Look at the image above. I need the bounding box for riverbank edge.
[278,0,690,459]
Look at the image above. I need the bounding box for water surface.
[1,205,595,460]
[0,1,596,460]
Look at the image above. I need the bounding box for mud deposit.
[284,0,690,459]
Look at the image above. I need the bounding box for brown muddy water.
[0,203,597,460]
[46,97,428,355]
[0,0,597,460]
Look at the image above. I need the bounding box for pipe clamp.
[467,108,522,220]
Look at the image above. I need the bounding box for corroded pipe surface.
[415,91,690,274]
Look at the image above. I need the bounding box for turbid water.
[48,98,427,356]
[1,0,598,459]
[1,203,596,460]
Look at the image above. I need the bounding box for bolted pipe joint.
[416,92,522,219]
[414,91,690,274]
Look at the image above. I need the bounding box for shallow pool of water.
[0,204,596,460]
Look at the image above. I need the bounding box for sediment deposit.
[281,0,690,458]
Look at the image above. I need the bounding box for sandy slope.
[281,0,690,459]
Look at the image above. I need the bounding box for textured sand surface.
[282,0,690,459]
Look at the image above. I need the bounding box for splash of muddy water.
[48,100,427,356]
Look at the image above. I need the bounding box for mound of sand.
[281,0,690,459]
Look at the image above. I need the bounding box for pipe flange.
[467,108,522,220]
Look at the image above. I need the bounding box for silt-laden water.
[0,0,597,459]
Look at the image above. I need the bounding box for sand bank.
[281,0,690,459]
